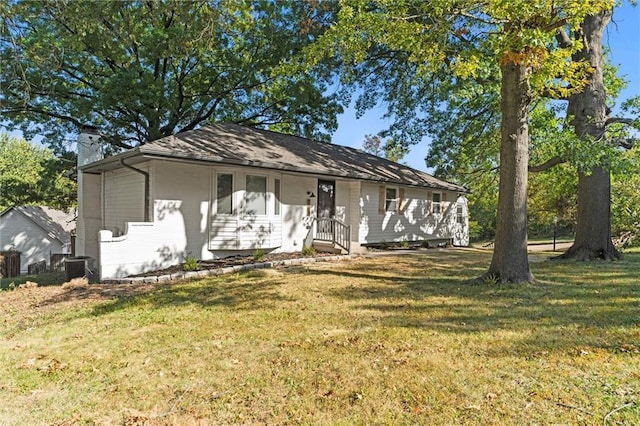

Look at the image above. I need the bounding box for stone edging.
[100,254,355,284]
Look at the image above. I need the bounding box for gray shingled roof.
[0,206,76,244]
[82,123,468,192]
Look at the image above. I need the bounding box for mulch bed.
[129,252,336,278]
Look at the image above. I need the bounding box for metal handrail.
[315,217,351,253]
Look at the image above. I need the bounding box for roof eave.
[79,139,470,193]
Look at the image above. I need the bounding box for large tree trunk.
[556,10,621,261]
[482,61,534,283]
[559,166,620,260]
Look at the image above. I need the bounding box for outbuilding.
[0,205,75,274]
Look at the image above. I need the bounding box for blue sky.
[331,2,640,173]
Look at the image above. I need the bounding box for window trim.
[274,178,281,216]
[456,203,465,224]
[385,186,399,213]
[432,191,442,215]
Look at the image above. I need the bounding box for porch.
[312,217,352,254]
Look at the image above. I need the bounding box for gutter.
[120,158,151,222]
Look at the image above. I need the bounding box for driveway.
[527,241,573,252]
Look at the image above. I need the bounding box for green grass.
[1,250,638,425]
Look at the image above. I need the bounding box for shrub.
[183,254,199,271]
[301,246,315,256]
[253,249,265,262]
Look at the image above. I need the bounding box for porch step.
[312,240,346,254]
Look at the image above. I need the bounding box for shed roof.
[81,123,468,192]
[0,206,76,245]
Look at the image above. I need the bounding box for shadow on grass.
[30,250,638,357]
[309,252,640,355]
[90,273,295,317]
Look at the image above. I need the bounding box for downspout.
[120,158,151,222]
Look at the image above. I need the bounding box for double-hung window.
[216,173,233,215]
[246,175,267,215]
[456,203,464,224]
[432,192,442,214]
[385,187,398,213]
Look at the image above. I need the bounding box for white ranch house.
[75,124,469,280]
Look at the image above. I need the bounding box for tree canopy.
[1,0,342,153]
[0,132,76,210]
[361,134,407,162]
[312,0,613,282]
[309,0,615,282]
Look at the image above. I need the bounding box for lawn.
[0,248,638,425]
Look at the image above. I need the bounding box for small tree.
[362,134,407,162]
[0,133,76,210]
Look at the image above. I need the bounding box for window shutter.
[443,192,447,202]
[427,190,432,213]
[399,188,406,214]
[378,185,385,214]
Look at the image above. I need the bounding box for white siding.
[153,161,212,260]
[210,216,239,250]
[99,161,214,277]
[103,167,146,235]
[359,182,466,244]
[348,181,361,250]
[334,180,350,223]
[0,209,64,273]
[452,197,470,246]
[239,217,273,249]
[280,174,317,252]
[99,223,178,278]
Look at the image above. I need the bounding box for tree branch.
[605,117,638,127]
[457,11,504,26]
[611,137,637,149]
[555,28,573,48]
[528,155,565,172]
[3,106,86,129]
[542,18,568,33]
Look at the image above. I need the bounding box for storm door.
[317,180,335,219]
[316,180,335,239]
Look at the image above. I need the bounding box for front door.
[317,180,335,239]
[317,180,335,219]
